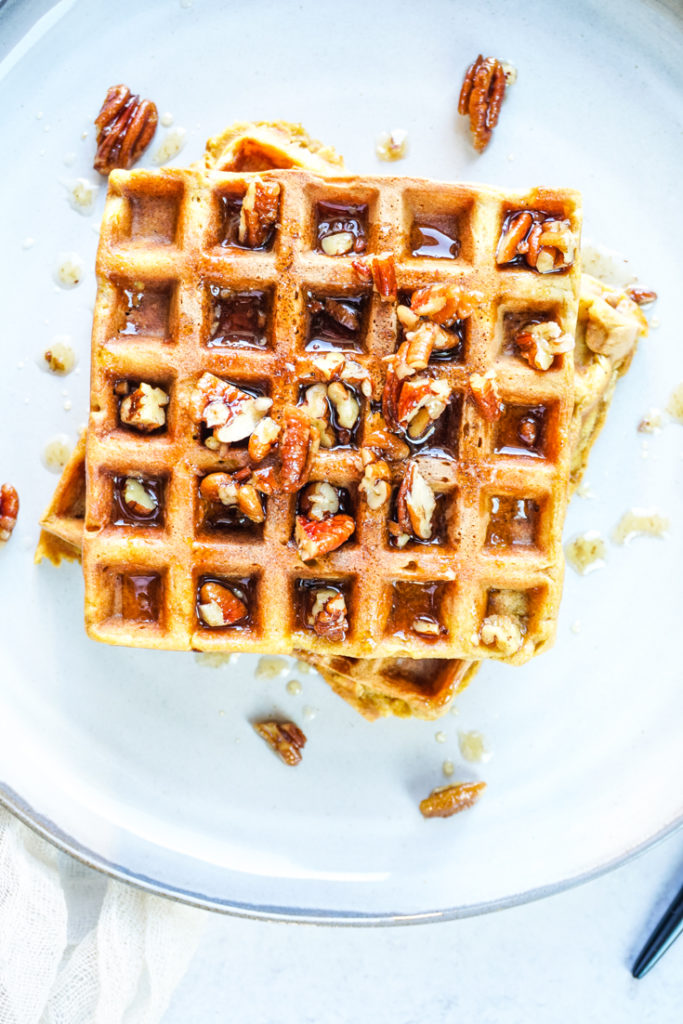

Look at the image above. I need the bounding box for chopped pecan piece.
[122,477,157,516]
[364,410,411,461]
[469,371,502,421]
[515,320,574,370]
[352,252,397,301]
[327,381,360,429]
[307,588,348,641]
[397,376,452,438]
[254,720,307,766]
[120,382,169,432]
[625,286,657,306]
[280,409,318,492]
[200,472,265,523]
[299,481,340,520]
[358,452,391,510]
[480,613,524,655]
[190,372,272,445]
[419,781,487,818]
[497,212,576,272]
[458,54,509,152]
[248,415,280,461]
[396,462,435,540]
[238,180,280,248]
[0,484,19,542]
[410,282,482,324]
[198,581,248,628]
[325,299,360,331]
[93,84,158,175]
[496,211,533,264]
[295,514,355,561]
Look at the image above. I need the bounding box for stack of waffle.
[37,122,647,719]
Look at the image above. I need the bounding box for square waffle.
[82,167,582,661]
[39,268,646,719]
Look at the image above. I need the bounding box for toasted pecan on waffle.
[38,272,648,716]
[79,165,581,660]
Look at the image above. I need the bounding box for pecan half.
[469,371,502,421]
[238,180,280,248]
[198,581,248,628]
[254,720,307,766]
[295,514,355,561]
[458,55,508,152]
[0,484,19,542]
[307,588,348,641]
[419,781,487,818]
[396,462,435,540]
[280,408,318,492]
[93,84,158,175]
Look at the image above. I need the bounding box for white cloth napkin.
[0,808,204,1024]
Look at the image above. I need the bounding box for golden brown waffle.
[204,120,344,174]
[37,274,648,716]
[81,166,581,659]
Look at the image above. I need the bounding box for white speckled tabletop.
[163,829,683,1023]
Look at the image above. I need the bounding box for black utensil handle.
[632,880,683,979]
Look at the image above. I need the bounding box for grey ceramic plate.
[0,0,681,923]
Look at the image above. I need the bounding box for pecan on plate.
[419,781,487,818]
[254,720,307,766]
[458,55,513,152]
[625,286,658,306]
[0,484,19,543]
[93,84,158,175]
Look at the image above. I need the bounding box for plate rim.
[3,782,681,924]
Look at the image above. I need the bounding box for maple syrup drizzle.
[410,218,460,258]
[388,580,447,643]
[208,288,270,348]
[120,573,162,622]
[118,284,171,338]
[485,496,539,548]
[315,201,368,254]
[306,293,367,351]
[219,194,276,251]
[195,576,253,630]
[495,404,548,458]
[111,475,165,527]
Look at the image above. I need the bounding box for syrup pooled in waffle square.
[83,168,582,661]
